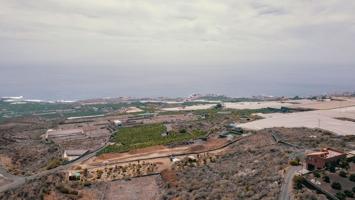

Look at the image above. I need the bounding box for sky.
[0,0,355,99]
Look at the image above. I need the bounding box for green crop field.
[99,123,205,154]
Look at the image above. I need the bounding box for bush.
[344,190,354,198]
[313,171,321,178]
[293,176,304,190]
[289,158,300,166]
[56,184,69,194]
[326,164,336,173]
[322,175,330,183]
[331,182,342,190]
[179,129,187,133]
[336,192,346,200]
[339,158,349,169]
[349,174,355,182]
[353,186,355,193]
[46,158,62,170]
[339,170,347,178]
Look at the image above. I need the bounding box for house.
[305,148,346,170]
[112,120,122,127]
[63,150,88,161]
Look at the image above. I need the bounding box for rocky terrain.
[0,117,63,175]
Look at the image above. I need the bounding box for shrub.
[339,170,347,178]
[313,171,321,178]
[331,182,342,190]
[56,184,69,194]
[344,190,354,198]
[293,176,304,190]
[322,175,330,183]
[339,158,349,169]
[46,158,62,170]
[179,129,187,133]
[353,186,355,193]
[349,174,355,182]
[289,158,300,166]
[336,192,346,200]
[326,164,336,173]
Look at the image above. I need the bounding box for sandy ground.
[161,104,216,111]
[240,106,355,135]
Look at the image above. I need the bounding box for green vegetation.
[99,123,205,154]
[323,175,330,183]
[45,158,63,170]
[339,170,347,177]
[331,182,342,190]
[0,100,133,121]
[293,175,305,190]
[289,157,300,166]
[344,190,354,198]
[313,171,321,178]
[336,192,346,200]
[350,174,355,182]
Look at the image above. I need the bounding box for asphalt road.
[279,165,302,200]
[0,143,109,193]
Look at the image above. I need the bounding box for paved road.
[279,166,302,200]
[0,143,108,193]
[0,135,248,193]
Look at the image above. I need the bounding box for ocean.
[1,64,354,100]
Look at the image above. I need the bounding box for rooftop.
[307,148,345,159]
[64,150,88,156]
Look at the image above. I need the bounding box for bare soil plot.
[92,175,162,200]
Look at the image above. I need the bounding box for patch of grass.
[45,158,63,170]
[98,123,205,154]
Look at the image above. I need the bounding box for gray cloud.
[0,0,355,98]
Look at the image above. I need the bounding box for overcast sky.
[1,0,355,99]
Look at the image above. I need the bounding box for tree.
[336,192,346,200]
[331,182,342,190]
[313,171,321,178]
[214,103,223,109]
[349,174,355,182]
[339,170,347,178]
[293,176,304,190]
[344,190,354,198]
[339,158,349,169]
[322,175,330,183]
[326,163,336,173]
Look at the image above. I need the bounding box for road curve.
[0,143,109,193]
[279,165,302,200]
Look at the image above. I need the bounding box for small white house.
[63,150,88,161]
[113,120,122,127]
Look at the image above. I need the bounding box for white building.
[63,150,88,161]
